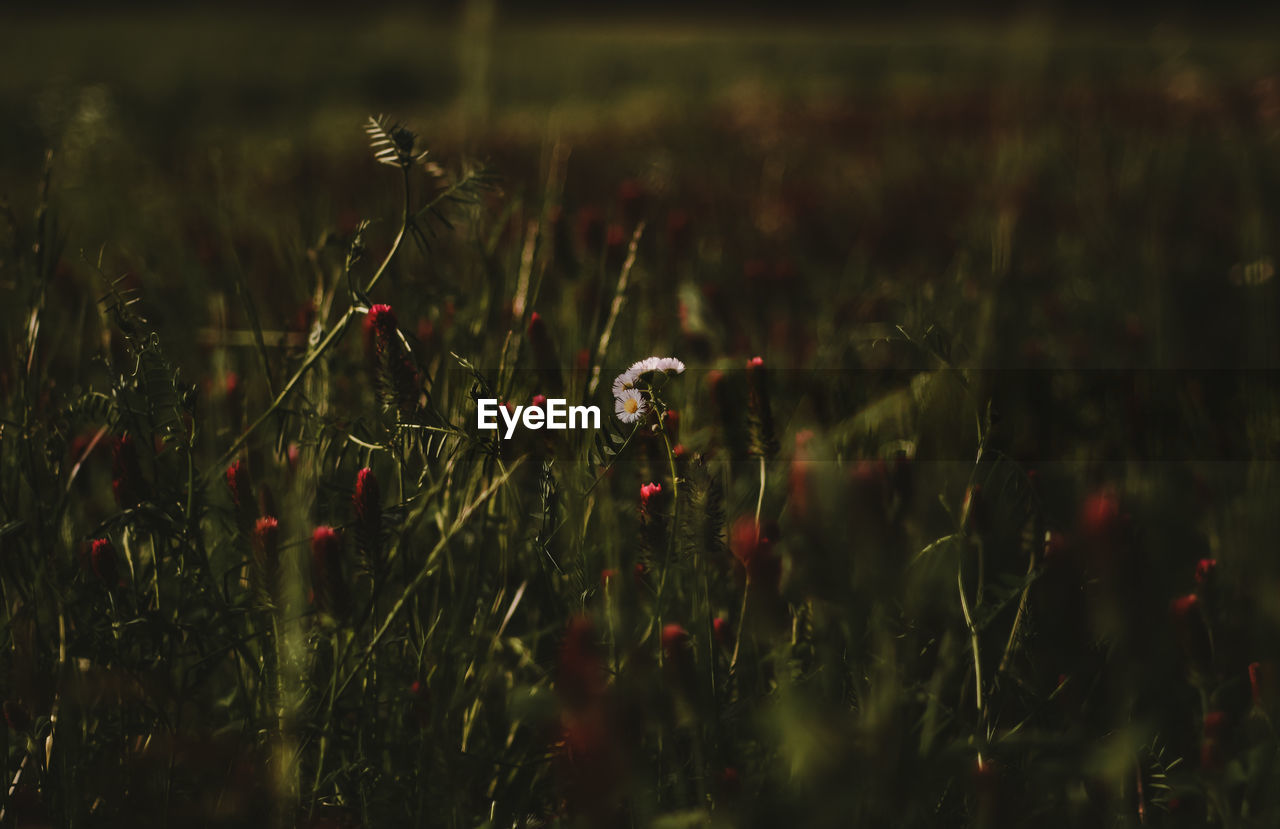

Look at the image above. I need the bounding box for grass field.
[4,11,1280,827]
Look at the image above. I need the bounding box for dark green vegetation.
[4,13,1280,827]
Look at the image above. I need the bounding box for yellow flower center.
[624,398,639,414]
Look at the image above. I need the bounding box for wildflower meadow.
[4,9,1280,828]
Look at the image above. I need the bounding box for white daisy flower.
[611,366,640,398]
[615,388,647,423]
[628,356,685,377]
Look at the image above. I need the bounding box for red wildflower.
[90,538,123,589]
[617,178,647,226]
[1171,593,1211,669]
[252,516,280,598]
[1251,661,1273,708]
[576,206,605,252]
[1194,558,1218,585]
[718,766,741,796]
[712,617,732,647]
[309,526,350,620]
[226,460,253,511]
[1079,487,1123,541]
[353,467,382,557]
[364,304,418,414]
[1202,711,1229,770]
[745,357,777,458]
[558,616,605,710]
[729,516,781,588]
[605,224,626,270]
[662,409,680,441]
[661,623,689,661]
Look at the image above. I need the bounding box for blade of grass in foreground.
[335,458,523,699]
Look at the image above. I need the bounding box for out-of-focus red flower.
[719,766,741,796]
[661,622,689,659]
[662,409,680,441]
[640,482,662,509]
[309,526,350,620]
[1171,593,1212,669]
[1202,711,1229,770]
[576,206,605,252]
[617,178,647,226]
[712,617,732,647]
[729,516,781,588]
[558,616,605,710]
[226,460,252,509]
[1195,558,1218,585]
[111,435,144,509]
[353,467,382,553]
[605,224,627,270]
[1079,487,1123,541]
[90,538,123,589]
